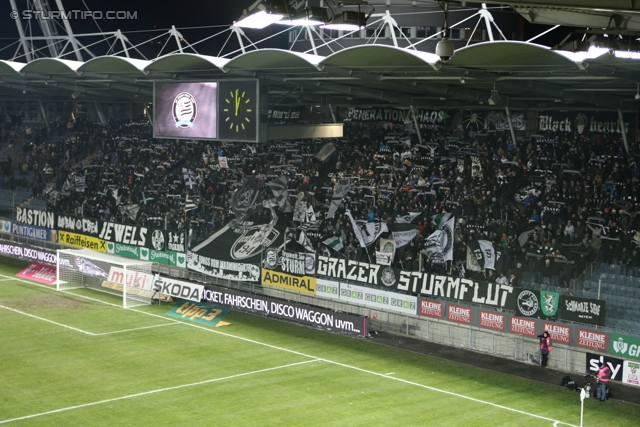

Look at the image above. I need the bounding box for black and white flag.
[266,175,292,213]
[230,176,261,221]
[346,209,388,248]
[327,178,355,219]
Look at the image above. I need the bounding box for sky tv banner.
[154,81,218,139]
[0,240,58,265]
[201,285,367,337]
[586,352,624,381]
[339,282,417,315]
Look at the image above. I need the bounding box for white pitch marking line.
[1,273,578,427]
[385,372,395,375]
[0,278,16,282]
[92,323,178,336]
[0,305,95,335]
[0,359,319,425]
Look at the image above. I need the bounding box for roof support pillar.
[94,100,106,125]
[505,106,517,146]
[38,100,49,132]
[618,108,631,155]
[410,105,422,144]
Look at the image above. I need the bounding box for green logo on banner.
[140,248,149,260]
[610,334,640,360]
[107,242,114,253]
[177,254,186,267]
[166,302,231,328]
[540,291,559,317]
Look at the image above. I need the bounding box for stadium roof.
[1,41,640,111]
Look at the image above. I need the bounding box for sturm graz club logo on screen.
[173,92,197,128]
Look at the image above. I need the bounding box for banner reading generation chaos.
[201,285,366,337]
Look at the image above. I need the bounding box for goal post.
[56,248,156,308]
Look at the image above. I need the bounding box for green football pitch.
[0,258,637,426]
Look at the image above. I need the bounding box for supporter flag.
[63,174,87,192]
[141,192,154,205]
[323,236,344,252]
[431,212,452,228]
[466,245,483,272]
[266,175,292,213]
[314,143,337,163]
[389,222,420,248]
[293,200,306,222]
[346,209,388,248]
[306,204,316,222]
[424,216,455,263]
[517,225,542,248]
[327,177,355,219]
[184,197,198,212]
[183,168,197,190]
[297,230,316,253]
[111,188,121,206]
[395,211,423,224]
[119,204,140,222]
[230,176,261,221]
[376,238,396,266]
[467,240,502,271]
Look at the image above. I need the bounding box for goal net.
[56,248,156,308]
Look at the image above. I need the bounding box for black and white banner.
[201,285,366,337]
[394,271,516,309]
[316,256,400,288]
[390,223,420,248]
[560,295,606,326]
[188,218,285,282]
[537,111,631,135]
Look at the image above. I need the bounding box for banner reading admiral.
[261,269,316,295]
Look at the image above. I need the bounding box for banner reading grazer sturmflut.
[201,285,367,337]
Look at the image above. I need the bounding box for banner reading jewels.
[201,285,367,337]
[16,208,185,251]
[106,241,186,268]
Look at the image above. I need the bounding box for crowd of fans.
[2,114,640,289]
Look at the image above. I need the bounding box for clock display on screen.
[218,80,258,142]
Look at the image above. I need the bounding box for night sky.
[0,0,288,60]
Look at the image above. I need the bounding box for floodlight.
[321,11,366,31]
[278,7,328,26]
[235,0,291,29]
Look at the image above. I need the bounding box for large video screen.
[154,82,217,139]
